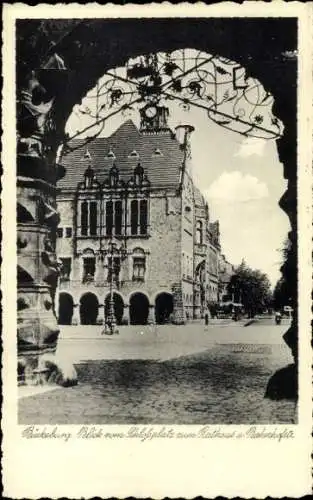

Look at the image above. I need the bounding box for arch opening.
[129,292,149,325]
[80,292,99,325]
[16,20,297,399]
[155,292,174,324]
[58,292,74,325]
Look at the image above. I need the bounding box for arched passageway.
[155,293,174,324]
[129,292,149,325]
[58,292,74,325]
[16,19,298,398]
[80,292,99,325]
[104,293,124,325]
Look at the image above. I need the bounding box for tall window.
[83,257,96,282]
[81,201,88,236]
[140,200,148,235]
[106,200,113,236]
[196,220,203,245]
[132,248,146,281]
[89,202,97,235]
[106,200,123,236]
[131,199,148,235]
[80,201,98,236]
[131,200,138,235]
[115,200,123,236]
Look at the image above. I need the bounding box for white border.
[2,3,312,498]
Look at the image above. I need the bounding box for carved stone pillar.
[171,282,186,325]
[72,304,80,326]
[17,55,77,386]
[122,305,130,325]
[147,305,155,324]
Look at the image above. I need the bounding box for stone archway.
[58,292,74,325]
[129,292,149,325]
[155,292,174,324]
[104,292,124,325]
[15,18,298,395]
[80,292,99,325]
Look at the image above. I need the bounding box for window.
[115,200,123,236]
[133,257,145,281]
[60,258,71,281]
[57,227,63,238]
[152,148,163,156]
[128,150,139,158]
[81,201,98,236]
[83,257,96,283]
[131,200,138,235]
[196,220,203,245]
[107,149,115,159]
[106,200,113,236]
[89,201,97,235]
[81,201,88,236]
[106,200,123,236]
[65,227,72,238]
[140,200,148,235]
[130,199,148,235]
[132,249,146,281]
[107,257,120,283]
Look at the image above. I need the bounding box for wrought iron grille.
[63,49,283,155]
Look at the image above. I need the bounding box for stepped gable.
[58,120,184,190]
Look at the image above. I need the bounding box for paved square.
[19,320,296,425]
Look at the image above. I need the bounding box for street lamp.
[102,240,127,335]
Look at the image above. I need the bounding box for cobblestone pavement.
[19,320,296,425]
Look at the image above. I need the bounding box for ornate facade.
[56,116,224,325]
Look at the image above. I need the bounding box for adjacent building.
[56,105,231,325]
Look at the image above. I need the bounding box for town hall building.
[56,105,229,325]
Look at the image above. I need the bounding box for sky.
[65,51,290,288]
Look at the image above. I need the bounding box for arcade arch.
[155,292,174,324]
[129,292,150,325]
[58,292,74,325]
[80,292,99,325]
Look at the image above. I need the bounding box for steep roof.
[58,120,184,190]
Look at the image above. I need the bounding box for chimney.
[175,124,195,175]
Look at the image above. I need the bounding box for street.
[18,318,296,425]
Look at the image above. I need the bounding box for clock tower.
[139,104,170,133]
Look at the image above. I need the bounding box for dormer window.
[152,148,163,156]
[128,150,139,159]
[107,148,116,159]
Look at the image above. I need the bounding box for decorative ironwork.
[101,241,127,335]
[63,49,283,156]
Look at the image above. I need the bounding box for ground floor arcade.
[57,290,176,326]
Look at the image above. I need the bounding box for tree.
[273,237,293,311]
[228,260,272,318]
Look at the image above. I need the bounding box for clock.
[144,105,158,119]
